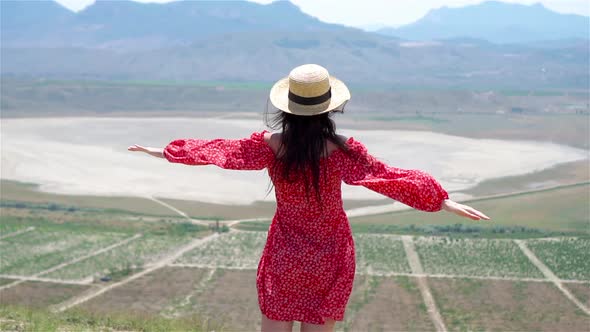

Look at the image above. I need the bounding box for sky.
[54,0,590,27]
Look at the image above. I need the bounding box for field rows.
[526,238,590,280]
[1,228,589,284]
[414,236,545,278]
[44,234,196,280]
[1,228,589,331]
[0,230,129,276]
[174,232,590,281]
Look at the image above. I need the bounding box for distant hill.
[1,0,588,89]
[377,1,589,44]
[1,0,349,50]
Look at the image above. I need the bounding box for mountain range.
[1,0,351,50]
[376,1,589,44]
[1,0,588,89]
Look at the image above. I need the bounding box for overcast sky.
[55,0,590,27]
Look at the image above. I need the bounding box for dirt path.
[146,196,211,226]
[52,232,220,312]
[0,275,91,285]
[0,227,35,240]
[514,239,590,316]
[161,268,218,318]
[0,233,142,291]
[401,235,447,332]
[37,234,143,277]
[226,217,269,227]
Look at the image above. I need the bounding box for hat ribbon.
[288,88,332,106]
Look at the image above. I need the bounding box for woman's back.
[264,132,347,158]
[264,132,353,220]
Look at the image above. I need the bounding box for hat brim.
[269,75,351,116]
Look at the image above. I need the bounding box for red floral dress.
[163,130,449,324]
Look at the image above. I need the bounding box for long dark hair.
[264,107,349,203]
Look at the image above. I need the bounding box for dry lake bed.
[1,116,588,208]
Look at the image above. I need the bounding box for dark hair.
[264,107,349,203]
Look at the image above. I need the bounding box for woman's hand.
[127,144,150,153]
[441,199,491,221]
[128,145,164,158]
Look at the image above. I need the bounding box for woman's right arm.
[128,145,164,158]
[133,131,274,169]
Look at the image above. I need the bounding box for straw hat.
[269,64,351,116]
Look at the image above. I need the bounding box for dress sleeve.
[163,130,274,170]
[339,137,449,212]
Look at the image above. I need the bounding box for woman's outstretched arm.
[339,137,491,221]
[129,131,274,170]
[128,145,164,158]
[440,199,490,221]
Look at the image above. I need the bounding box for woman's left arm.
[128,145,164,158]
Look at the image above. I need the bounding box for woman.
[128,64,490,332]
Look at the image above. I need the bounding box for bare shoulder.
[263,132,281,145]
[336,134,349,143]
[263,132,281,154]
[329,134,349,148]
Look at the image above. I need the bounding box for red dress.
[163,130,449,324]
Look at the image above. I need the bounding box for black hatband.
[288,88,331,106]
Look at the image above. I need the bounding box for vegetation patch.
[0,229,129,276]
[176,231,266,268]
[526,237,590,280]
[234,220,271,232]
[354,234,411,274]
[350,222,560,238]
[414,237,544,278]
[44,234,199,281]
[0,304,214,332]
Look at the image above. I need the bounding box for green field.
[354,234,411,274]
[0,229,129,276]
[0,204,211,282]
[527,238,590,280]
[0,304,214,332]
[1,195,588,331]
[44,234,198,281]
[176,231,266,268]
[414,237,544,278]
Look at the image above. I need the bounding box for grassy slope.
[350,183,590,235]
[3,176,589,237]
[0,304,217,332]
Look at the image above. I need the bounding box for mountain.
[377,1,589,44]
[1,0,350,50]
[0,0,74,47]
[0,0,587,89]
